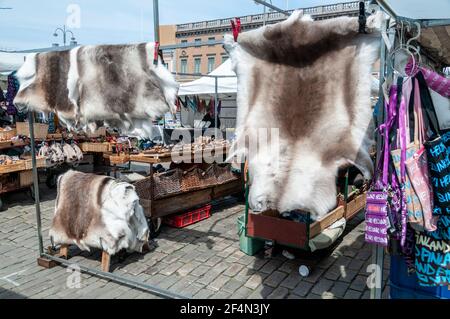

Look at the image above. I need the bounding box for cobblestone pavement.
[0,184,390,299]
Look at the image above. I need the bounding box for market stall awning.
[177,59,237,96]
[379,0,450,66]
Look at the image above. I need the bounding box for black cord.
[358,1,367,34]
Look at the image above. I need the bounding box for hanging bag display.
[417,71,450,216]
[365,87,397,246]
[405,78,438,232]
[391,78,424,232]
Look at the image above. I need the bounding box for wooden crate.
[0,161,26,174]
[0,128,16,141]
[16,122,49,140]
[80,142,111,153]
[345,192,367,219]
[19,170,33,187]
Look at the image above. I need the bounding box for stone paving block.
[303,267,325,284]
[230,286,253,299]
[343,289,362,299]
[205,256,222,267]
[279,272,302,290]
[348,258,365,271]
[247,285,274,299]
[247,257,268,271]
[339,269,358,283]
[193,287,216,299]
[222,278,243,294]
[267,286,289,299]
[350,275,368,292]
[191,265,211,277]
[330,281,350,298]
[311,278,334,295]
[208,274,230,291]
[260,259,282,275]
[244,273,266,290]
[196,270,222,286]
[292,281,313,297]
[263,271,287,288]
[176,261,202,277]
[223,263,244,277]
[324,264,341,281]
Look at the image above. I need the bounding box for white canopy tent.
[177,59,237,96]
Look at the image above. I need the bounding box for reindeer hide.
[13,43,178,134]
[224,11,383,219]
[49,170,149,255]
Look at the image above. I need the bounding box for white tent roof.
[0,51,27,74]
[178,59,237,96]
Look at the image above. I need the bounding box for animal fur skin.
[224,11,383,219]
[13,43,179,135]
[49,170,149,255]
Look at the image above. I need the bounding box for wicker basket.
[214,164,238,184]
[0,128,17,141]
[134,176,153,200]
[198,164,218,188]
[16,122,49,140]
[154,169,182,199]
[181,166,202,192]
[80,142,111,153]
[86,127,107,138]
[24,157,46,170]
[19,170,33,187]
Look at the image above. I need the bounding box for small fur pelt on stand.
[49,170,149,255]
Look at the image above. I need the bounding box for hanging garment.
[0,86,5,103]
[5,72,18,116]
[224,11,384,218]
[13,43,178,135]
[49,170,149,255]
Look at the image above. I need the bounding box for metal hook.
[406,21,421,47]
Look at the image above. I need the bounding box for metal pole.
[63,25,66,46]
[370,13,387,300]
[214,77,219,132]
[153,0,160,43]
[28,112,44,256]
[41,253,187,299]
[253,0,289,16]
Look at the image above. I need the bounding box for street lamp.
[53,25,77,47]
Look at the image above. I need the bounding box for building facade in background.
[159,1,369,81]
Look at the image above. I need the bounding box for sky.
[0,0,350,50]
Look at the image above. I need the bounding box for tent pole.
[214,76,219,133]
[370,12,388,300]
[153,0,160,43]
[28,112,44,256]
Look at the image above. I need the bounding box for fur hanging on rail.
[224,10,384,219]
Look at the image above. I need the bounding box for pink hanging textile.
[405,61,450,98]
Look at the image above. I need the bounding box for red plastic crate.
[164,204,212,228]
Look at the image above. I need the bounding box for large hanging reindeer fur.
[224,11,383,219]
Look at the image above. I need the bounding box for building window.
[222,55,229,63]
[195,38,201,46]
[207,56,215,73]
[181,39,187,47]
[181,59,188,74]
[194,57,201,74]
[208,37,215,46]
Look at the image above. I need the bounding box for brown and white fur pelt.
[13,43,179,136]
[62,143,78,164]
[71,143,83,162]
[49,170,149,255]
[224,11,383,219]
